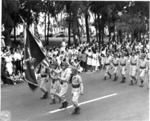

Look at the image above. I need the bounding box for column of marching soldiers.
[34,39,149,115]
[1,37,149,114]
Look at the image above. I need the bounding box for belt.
[131,63,136,66]
[121,64,126,66]
[140,66,146,69]
[105,63,110,66]
[114,63,118,66]
[41,75,47,78]
[72,84,80,88]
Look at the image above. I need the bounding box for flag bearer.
[39,63,49,99]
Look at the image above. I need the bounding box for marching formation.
[33,37,149,114]
[1,35,149,115]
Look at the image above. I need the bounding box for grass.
[11,37,109,48]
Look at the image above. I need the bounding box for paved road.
[1,69,149,121]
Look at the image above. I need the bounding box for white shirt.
[13,52,22,61]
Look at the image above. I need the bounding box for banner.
[24,28,45,91]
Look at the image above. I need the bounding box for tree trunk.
[45,11,47,44]
[72,14,78,46]
[47,6,50,46]
[68,12,71,46]
[77,21,81,44]
[85,13,90,43]
[97,15,101,48]
[101,24,104,45]
[14,26,16,43]
[95,13,98,42]
[72,19,76,45]
[4,27,11,46]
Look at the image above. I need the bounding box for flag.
[24,28,45,91]
[33,21,49,67]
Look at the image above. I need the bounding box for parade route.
[48,93,117,114]
[1,1,149,121]
[1,70,149,121]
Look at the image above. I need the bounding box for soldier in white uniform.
[49,62,61,104]
[112,54,119,81]
[70,67,84,114]
[129,52,138,85]
[103,54,112,80]
[138,53,148,87]
[57,62,72,109]
[120,54,127,83]
[38,63,49,99]
[146,53,150,89]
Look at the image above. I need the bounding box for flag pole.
[19,15,26,76]
[19,15,40,90]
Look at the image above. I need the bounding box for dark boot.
[71,108,77,115]
[116,76,118,81]
[108,73,111,79]
[120,77,125,83]
[133,77,137,84]
[63,101,68,108]
[129,80,133,85]
[140,80,144,87]
[50,99,56,105]
[41,92,48,99]
[59,102,65,109]
[113,76,117,81]
[45,92,49,98]
[75,107,80,114]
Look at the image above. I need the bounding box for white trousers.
[72,88,80,107]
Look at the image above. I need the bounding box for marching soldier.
[103,53,112,80]
[57,62,72,109]
[112,54,119,81]
[129,52,138,85]
[49,62,61,104]
[38,63,49,99]
[138,53,148,87]
[120,54,127,83]
[70,67,84,115]
[146,53,150,89]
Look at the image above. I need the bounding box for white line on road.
[47,93,117,114]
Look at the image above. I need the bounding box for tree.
[115,1,149,44]
[81,1,92,44]
[2,0,20,45]
[19,0,42,27]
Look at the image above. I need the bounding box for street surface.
[1,69,149,121]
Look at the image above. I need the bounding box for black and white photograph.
[1,0,149,121]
